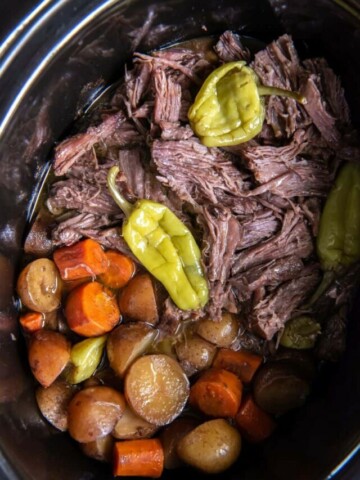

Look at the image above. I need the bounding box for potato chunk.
[36,380,77,431]
[28,330,70,387]
[112,405,158,440]
[177,419,241,473]
[125,354,189,426]
[107,323,158,377]
[17,258,62,313]
[118,273,159,325]
[68,386,125,443]
[197,312,238,347]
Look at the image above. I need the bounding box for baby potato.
[177,419,241,474]
[112,404,158,440]
[107,323,158,377]
[36,380,77,431]
[28,330,71,387]
[118,273,159,325]
[125,354,189,426]
[80,434,114,463]
[253,361,311,415]
[160,416,199,469]
[197,312,239,348]
[17,258,62,313]
[68,386,125,443]
[175,334,217,376]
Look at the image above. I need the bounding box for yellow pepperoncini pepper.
[107,166,209,311]
[67,335,107,384]
[280,316,321,350]
[188,61,306,147]
[317,162,360,271]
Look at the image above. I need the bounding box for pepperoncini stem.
[107,166,134,218]
[257,85,307,104]
[308,271,337,306]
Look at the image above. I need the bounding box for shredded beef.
[300,58,351,146]
[47,178,119,215]
[152,138,261,214]
[43,32,358,356]
[239,128,312,184]
[54,111,141,175]
[230,255,304,302]
[236,209,280,250]
[240,158,331,198]
[250,264,321,340]
[214,30,251,63]
[198,207,240,319]
[232,209,313,274]
[153,68,182,124]
[252,34,310,139]
[124,57,153,111]
[51,212,120,246]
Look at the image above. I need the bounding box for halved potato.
[36,380,77,431]
[160,416,199,469]
[175,334,217,376]
[28,330,71,387]
[80,434,114,463]
[253,361,311,415]
[107,323,158,377]
[17,258,62,313]
[125,354,189,426]
[118,273,159,325]
[197,312,239,348]
[68,386,125,443]
[112,404,158,440]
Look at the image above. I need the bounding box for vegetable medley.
[18,242,279,476]
[16,30,360,478]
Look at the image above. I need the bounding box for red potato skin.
[28,330,71,387]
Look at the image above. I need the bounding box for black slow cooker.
[0,1,359,479]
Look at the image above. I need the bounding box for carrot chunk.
[53,239,108,281]
[213,348,262,383]
[113,438,164,478]
[99,250,135,289]
[235,395,276,443]
[189,368,243,418]
[19,312,44,333]
[65,281,120,337]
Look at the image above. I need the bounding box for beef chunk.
[232,209,314,274]
[250,264,321,340]
[54,112,141,175]
[214,31,251,63]
[199,207,241,319]
[230,255,305,302]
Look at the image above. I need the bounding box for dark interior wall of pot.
[0,1,359,479]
